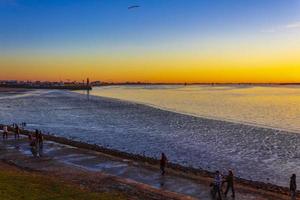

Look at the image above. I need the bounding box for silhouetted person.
[2,125,8,140]
[38,131,44,157]
[35,129,39,139]
[224,170,235,198]
[21,122,26,128]
[214,170,223,200]
[290,174,297,200]
[160,153,167,175]
[15,125,20,140]
[30,138,37,158]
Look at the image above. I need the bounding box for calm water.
[80,85,300,133]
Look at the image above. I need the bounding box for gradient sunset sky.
[1,0,300,83]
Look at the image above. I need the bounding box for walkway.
[0,135,288,200]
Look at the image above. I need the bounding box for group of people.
[1,124,44,158]
[2,123,26,140]
[160,152,235,199]
[12,123,21,139]
[212,170,235,199]
[160,152,297,200]
[28,129,44,158]
[212,171,297,200]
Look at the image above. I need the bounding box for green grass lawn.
[0,166,125,200]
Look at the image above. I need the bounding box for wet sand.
[1,90,300,187]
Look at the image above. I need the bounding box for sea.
[1,84,300,187]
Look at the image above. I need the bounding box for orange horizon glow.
[2,38,300,83]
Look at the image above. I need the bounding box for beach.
[0,87,300,189]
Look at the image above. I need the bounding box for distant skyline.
[1,0,300,83]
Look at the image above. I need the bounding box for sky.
[1,0,300,83]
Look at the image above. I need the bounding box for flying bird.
[128,5,140,10]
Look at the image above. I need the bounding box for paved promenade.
[0,134,290,200]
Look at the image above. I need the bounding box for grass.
[0,164,125,200]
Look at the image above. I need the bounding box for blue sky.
[1,0,300,82]
[1,0,299,52]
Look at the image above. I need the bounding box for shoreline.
[1,89,299,189]
[1,124,295,198]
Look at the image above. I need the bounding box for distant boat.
[128,5,140,9]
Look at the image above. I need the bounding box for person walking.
[38,131,44,157]
[34,130,40,156]
[35,129,39,139]
[224,170,235,198]
[2,125,8,140]
[15,125,20,140]
[30,137,37,158]
[160,153,168,175]
[290,174,297,200]
[214,171,223,200]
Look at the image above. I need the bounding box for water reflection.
[81,85,300,133]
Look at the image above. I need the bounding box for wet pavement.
[0,136,279,200]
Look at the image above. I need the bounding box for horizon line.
[2,80,300,85]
